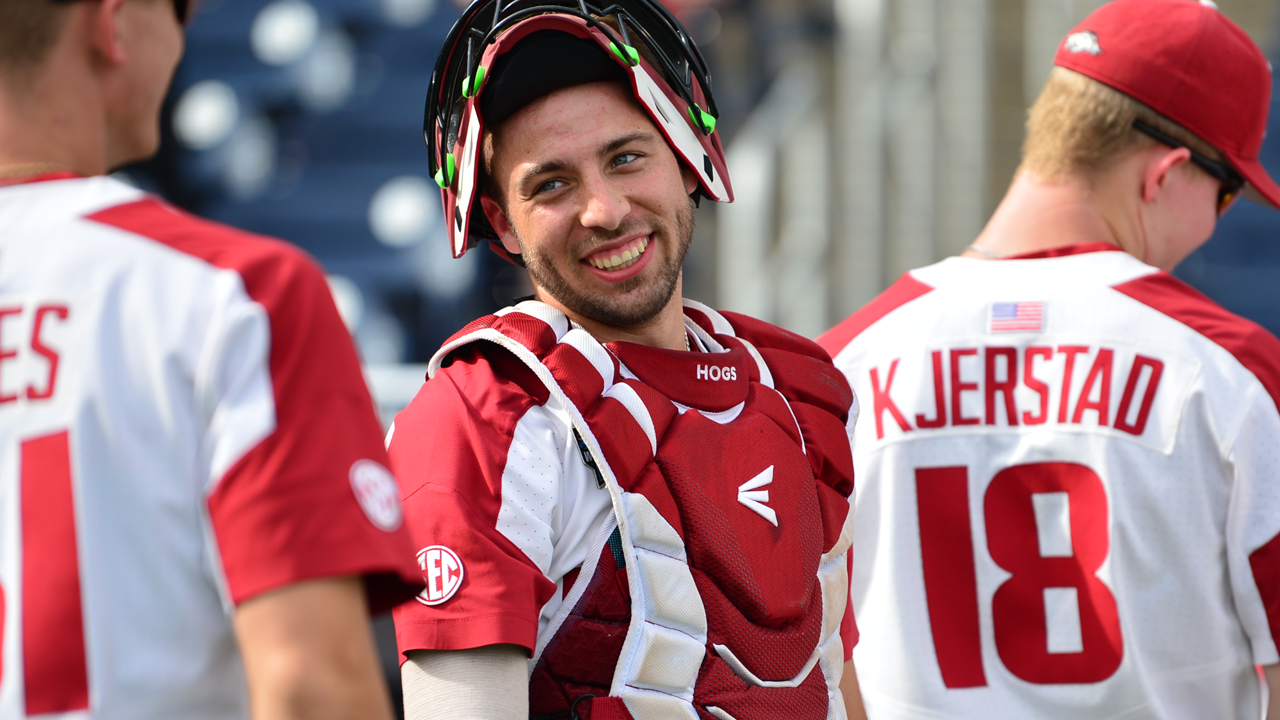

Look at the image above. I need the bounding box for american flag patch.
[990,302,1045,332]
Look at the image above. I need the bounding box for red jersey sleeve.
[87,199,422,613]
[390,343,560,658]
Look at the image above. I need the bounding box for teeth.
[588,236,650,270]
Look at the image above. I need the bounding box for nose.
[578,171,630,231]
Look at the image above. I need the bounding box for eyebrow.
[513,130,662,191]
[601,131,659,156]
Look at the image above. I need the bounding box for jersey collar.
[998,242,1124,260]
[0,171,83,187]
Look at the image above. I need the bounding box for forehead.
[489,81,662,166]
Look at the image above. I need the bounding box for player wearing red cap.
[389,1,863,718]
[819,0,1280,718]
[0,0,424,717]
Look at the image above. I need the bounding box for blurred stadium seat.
[126,0,509,372]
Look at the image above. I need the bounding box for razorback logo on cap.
[416,545,465,606]
[1064,30,1102,55]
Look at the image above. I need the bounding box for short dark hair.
[0,0,72,80]
[476,22,661,242]
[477,29,630,210]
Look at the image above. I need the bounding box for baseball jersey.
[389,305,857,665]
[818,243,1280,720]
[0,173,422,719]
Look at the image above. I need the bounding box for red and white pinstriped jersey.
[819,243,1280,720]
[0,174,422,719]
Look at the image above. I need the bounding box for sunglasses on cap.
[1133,119,1244,216]
[50,0,190,25]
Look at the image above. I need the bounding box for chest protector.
[429,300,857,720]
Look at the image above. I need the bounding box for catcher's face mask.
[425,0,733,261]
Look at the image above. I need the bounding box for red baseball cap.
[1054,0,1280,208]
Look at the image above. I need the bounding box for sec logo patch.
[417,545,464,606]
[349,460,403,532]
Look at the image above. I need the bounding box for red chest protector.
[429,300,857,720]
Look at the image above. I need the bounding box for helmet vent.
[649,87,671,123]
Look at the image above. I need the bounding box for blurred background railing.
[120,0,1280,709]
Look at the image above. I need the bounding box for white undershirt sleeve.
[401,646,528,720]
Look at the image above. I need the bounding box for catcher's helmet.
[425,0,734,261]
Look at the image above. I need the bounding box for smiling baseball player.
[387,2,864,718]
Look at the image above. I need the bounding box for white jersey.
[0,174,421,719]
[819,244,1280,720]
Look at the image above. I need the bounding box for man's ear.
[480,194,521,256]
[1141,146,1193,204]
[680,162,698,196]
[87,0,130,66]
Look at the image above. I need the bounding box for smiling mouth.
[585,235,650,271]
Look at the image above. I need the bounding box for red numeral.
[916,462,1123,688]
[916,467,986,687]
[17,431,90,713]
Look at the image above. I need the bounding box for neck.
[966,169,1137,260]
[0,15,109,177]
[535,276,690,351]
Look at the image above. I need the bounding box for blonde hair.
[1022,66,1224,181]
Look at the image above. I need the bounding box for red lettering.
[950,349,980,426]
[1056,346,1090,423]
[916,351,947,429]
[985,463,1123,683]
[985,347,1019,426]
[870,360,912,440]
[0,307,22,403]
[1072,349,1114,425]
[916,466,986,688]
[1023,347,1052,425]
[919,462,1124,687]
[27,305,68,401]
[21,431,90,712]
[1114,355,1164,436]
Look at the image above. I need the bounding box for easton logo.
[738,466,778,526]
[697,364,738,381]
[416,546,464,606]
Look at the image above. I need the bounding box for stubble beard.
[518,198,695,328]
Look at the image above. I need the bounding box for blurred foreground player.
[820,1,1280,718]
[389,1,863,718]
[0,0,423,717]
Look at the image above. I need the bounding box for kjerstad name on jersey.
[865,344,1164,440]
[0,303,69,404]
